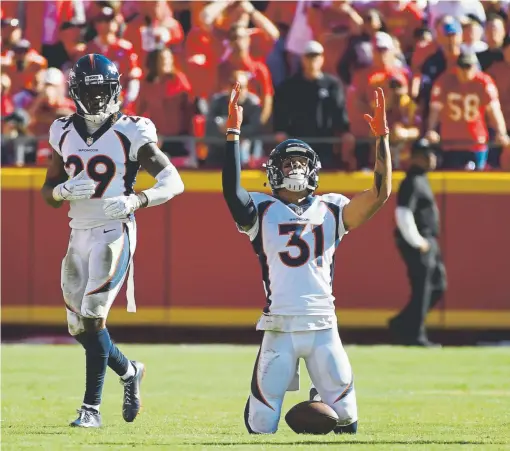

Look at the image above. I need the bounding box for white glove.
[53,170,96,201]
[103,194,143,219]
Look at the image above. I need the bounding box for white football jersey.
[239,192,350,318]
[49,113,158,229]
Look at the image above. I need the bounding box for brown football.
[285,400,339,434]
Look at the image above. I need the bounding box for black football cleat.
[309,386,321,402]
[334,420,358,434]
[121,361,145,422]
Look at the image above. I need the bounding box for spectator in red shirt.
[136,47,192,158]
[0,17,21,54]
[1,39,48,97]
[85,7,142,115]
[307,1,363,41]
[12,68,47,111]
[85,1,125,40]
[17,0,78,65]
[351,32,410,115]
[47,20,87,74]
[264,1,297,32]
[200,1,279,60]
[486,35,510,129]
[27,67,75,138]
[217,24,274,125]
[1,73,14,121]
[122,1,184,58]
[426,51,508,170]
[337,8,384,86]
[348,32,416,169]
[185,1,279,101]
[306,2,363,83]
[377,0,425,58]
[484,34,510,168]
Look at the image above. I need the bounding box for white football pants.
[244,327,357,434]
[61,220,136,335]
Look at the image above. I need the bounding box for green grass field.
[2,344,510,450]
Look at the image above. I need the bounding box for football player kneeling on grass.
[222,83,392,434]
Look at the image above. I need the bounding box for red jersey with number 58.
[430,71,498,151]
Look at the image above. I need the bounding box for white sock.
[82,403,100,412]
[121,362,136,380]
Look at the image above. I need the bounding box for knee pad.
[244,398,256,434]
[245,395,279,434]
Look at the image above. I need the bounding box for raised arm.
[239,1,280,41]
[222,83,257,230]
[199,1,234,31]
[342,87,392,230]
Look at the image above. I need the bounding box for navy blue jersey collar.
[275,194,315,215]
[73,112,123,146]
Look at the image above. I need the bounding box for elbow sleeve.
[222,140,257,227]
[141,164,184,207]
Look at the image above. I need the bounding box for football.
[284,400,339,434]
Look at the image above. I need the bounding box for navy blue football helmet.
[264,139,321,193]
[69,54,121,123]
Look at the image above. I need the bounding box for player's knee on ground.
[310,363,357,424]
[244,342,293,434]
[244,395,281,434]
[329,385,357,426]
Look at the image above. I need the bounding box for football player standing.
[41,54,184,427]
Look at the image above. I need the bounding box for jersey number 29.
[279,223,324,267]
[66,155,115,198]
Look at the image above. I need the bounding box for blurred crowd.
[2,0,510,170]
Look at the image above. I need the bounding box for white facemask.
[283,166,309,192]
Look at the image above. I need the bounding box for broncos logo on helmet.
[69,54,122,124]
[264,139,321,193]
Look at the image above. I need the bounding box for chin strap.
[76,98,120,124]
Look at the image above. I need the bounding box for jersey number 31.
[279,224,324,267]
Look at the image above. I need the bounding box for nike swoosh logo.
[103,229,115,234]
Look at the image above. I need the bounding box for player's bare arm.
[41,151,68,208]
[342,87,392,231]
[103,141,184,219]
[425,101,442,143]
[41,150,96,208]
[486,99,510,146]
[222,82,258,232]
